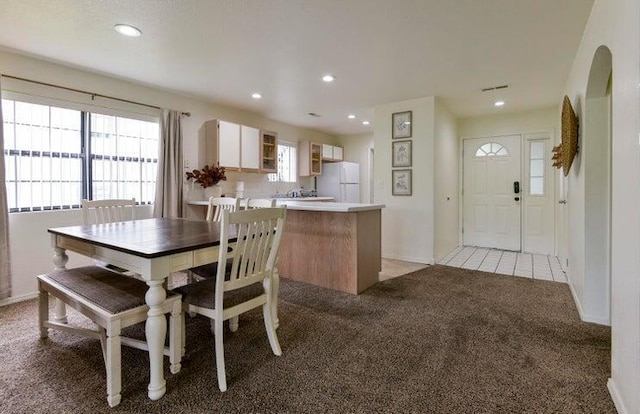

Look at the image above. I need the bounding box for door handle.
[513,181,520,194]
[558,200,566,204]
[514,197,520,202]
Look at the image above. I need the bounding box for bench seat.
[37,266,182,408]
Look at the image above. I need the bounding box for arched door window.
[475,143,508,157]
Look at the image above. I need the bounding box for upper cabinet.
[299,141,322,176]
[322,144,344,162]
[206,120,241,170]
[241,125,260,171]
[205,120,277,173]
[260,130,278,173]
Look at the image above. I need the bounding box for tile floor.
[437,246,567,283]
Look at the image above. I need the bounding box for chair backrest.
[206,197,240,222]
[245,198,276,209]
[82,199,136,225]
[217,207,286,297]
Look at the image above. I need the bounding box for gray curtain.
[153,109,184,218]
[0,77,12,300]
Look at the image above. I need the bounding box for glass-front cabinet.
[299,141,322,176]
[260,130,278,173]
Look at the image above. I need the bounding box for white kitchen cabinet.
[333,146,343,161]
[205,120,240,170]
[241,125,260,171]
[321,144,344,162]
[205,120,270,172]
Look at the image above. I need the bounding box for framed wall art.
[392,140,412,167]
[392,169,412,196]
[392,111,412,139]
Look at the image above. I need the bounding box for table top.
[48,218,230,259]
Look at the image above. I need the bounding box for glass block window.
[529,141,545,195]
[475,142,508,157]
[2,98,159,212]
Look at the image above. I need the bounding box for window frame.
[2,93,160,213]
[268,140,298,183]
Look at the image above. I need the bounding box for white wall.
[561,1,640,412]
[0,50,336,302]
[336,133,374,204]
[458,106,557,139]
[374,97,435,264]
[433,99,459,261]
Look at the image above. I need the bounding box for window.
[268,141,297,183]
[2,98,159,212]
[529,141,545,195]
[475,142,508,157]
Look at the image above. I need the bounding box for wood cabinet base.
[278,209,381,294]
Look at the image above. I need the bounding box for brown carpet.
[0,265,615,413]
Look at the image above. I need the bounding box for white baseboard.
[566,275,611,326]
[566,277,586,319]
[607,378,629,414]
[582,314,610,326]
[383,253,433,265]
[0,291,38,307]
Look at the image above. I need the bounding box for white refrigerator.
[317,161,360,203]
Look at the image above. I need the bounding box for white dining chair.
[82,198,136,225]
[172,207,286,392]
[82,198,138,277]
[245,198,276,209]
[206,197,240,222]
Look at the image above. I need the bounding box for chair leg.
[169,301,182,374]
[105,325,122,408]
[263,303,282,356]
[213,318,227,392]
[38,287,49,339]
[229,316,239,332]
[272,269,280,329]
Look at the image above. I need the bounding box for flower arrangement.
[185,164,227,188]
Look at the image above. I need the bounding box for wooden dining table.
[47,217,233,401]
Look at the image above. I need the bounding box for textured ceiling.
[0,0,594,135]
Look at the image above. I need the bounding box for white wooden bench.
[37,266,182,408]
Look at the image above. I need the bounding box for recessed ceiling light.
[362,121,370,125]
[114,24,142,37]
[251,93,262,99]
[322,74,336,83]
[348,114,356,119]
[494,100,505,107]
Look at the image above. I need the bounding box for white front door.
[463,136,521,251]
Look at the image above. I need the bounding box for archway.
[584,45,612,324]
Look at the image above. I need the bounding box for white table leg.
[52,247,68,323]
[145,279,167,400]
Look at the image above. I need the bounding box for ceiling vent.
[481,84,509,92]
[307,112,321,117]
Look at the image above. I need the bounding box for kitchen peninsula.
[275,201,385,294]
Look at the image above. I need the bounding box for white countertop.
[274,197,335,202]
[275,200,385,212]
[187,197,334,206]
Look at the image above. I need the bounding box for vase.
[204,184,222,200]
